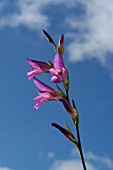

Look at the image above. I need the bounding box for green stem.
[76,124,87,170]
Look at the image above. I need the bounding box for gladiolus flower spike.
[26,30,87,170]
[42,29,57,52]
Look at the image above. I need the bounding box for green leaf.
[63,121,79,148]
[64,121,73,134]
[72,99,78,114]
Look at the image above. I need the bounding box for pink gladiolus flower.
[33,78,76,117]
[49,53,68,84]
[33,78,62,110]
[27,59,51,80]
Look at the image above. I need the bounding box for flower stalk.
[63,72,86,170]
[27,29,87,170]
[76,124,87,170]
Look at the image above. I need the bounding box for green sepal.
[72,112,79,126]
[72,99,79,125]
[64,121,73,134]
[64,121,79,147]
[72,99,78,114]
[42,29,57,52]
[57,45,64,56]
[56,85,66,98]
[48,60,53,67]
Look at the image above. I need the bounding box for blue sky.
[0,0,113,170]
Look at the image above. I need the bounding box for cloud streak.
[0,0,113,78]
[0,167,12,170]
[65,0,113,78]
[0,0,75,30]
[50,150,113,170]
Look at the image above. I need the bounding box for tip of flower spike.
[58,35,64,55]
[59,34,64,46]
[42,29,57,52]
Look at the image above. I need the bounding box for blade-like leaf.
[72,99,78,114]
[56,85,66,98]
[64,121,73,134]
[42,29,56,51]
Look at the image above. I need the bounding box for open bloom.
[49,53,68,84]
[27,59,51,80]
[33,78,76,117]
[33,78,62,110]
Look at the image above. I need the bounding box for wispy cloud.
[50,159,95,170]
[37,150,55,160]
[86,151,113,170]
[0,0,75,30]
[50,150,113,170]
[47,151,55,159]
[0,1,6,11]
[65,0,113,78]
[0,0,113,78]
[0,167,12,170]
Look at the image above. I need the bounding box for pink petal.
[34,78,56,93]
[27,69,41,80]
[27,59,51,70]
[49,68,58,76]
[38,91,53,97]
[34,97,48,110]
[53,53,65,71]
[51,75,61,83]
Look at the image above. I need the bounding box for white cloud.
[0,167,12,170]
[50,159,96,170]
[65,0,113,78]
[47,151,55,159]
[50,150,113,170]
[37,151,55,160]
[0,0,76,30]
[0,0,113,78]
[86,151,113,170]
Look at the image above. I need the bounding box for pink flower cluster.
[27,30,76,120]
